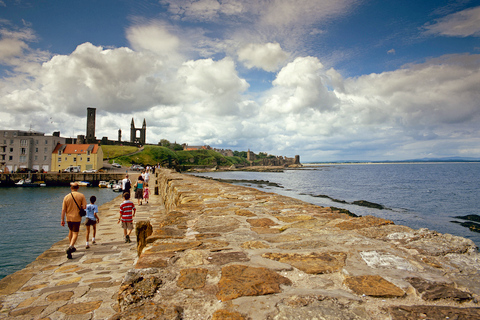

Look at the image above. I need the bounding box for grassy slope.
[106,145,249,167]
[102,145,139,160]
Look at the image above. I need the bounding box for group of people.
[61,169,152,259]
[120,170,150,205]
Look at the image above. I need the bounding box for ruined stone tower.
[86,107,96,143]
[130,118,146,145]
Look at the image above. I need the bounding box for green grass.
[102,145,139,160]
[104,145,250,168]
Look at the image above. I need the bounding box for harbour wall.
[1,168,480,319]
[116,168,480,319]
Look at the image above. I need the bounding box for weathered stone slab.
[109,302,183,320]
[118,273,162,311]
[9,305,47,317]
[241,241,271,249]
[216,265,292,301]
[135,253,170,269]
[263,234,302,243]
[276,240,328,250]
[46,291,74,302]
[0,270,35,295]
[195,216,240,233]
[387,305,480,320]
[177,268,208,289]
[334,215,394,230]
[143,240,202,254]
[212,309,246,319]
[360,251,416,271]
[279,219,328,231]
[274,295,369,320]
[58,301,102,315]
[207,251,250,265]
[247,218,277,227]
[343,275,405,297]
[150,227,185,240]
[276,215,315,223]
[406,277,473,302]
[262,252,347,274]
[235,209,256,217]
[251,227,281,234]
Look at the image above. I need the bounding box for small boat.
[98,181,108,188]
[107,180,117,188]
[112,184,122,192]
[15,179,46,187]
[76,181,91,187]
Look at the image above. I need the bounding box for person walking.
[122,174,131,195]
[85,195,100,249]
[143,182,149,204]
[61,182,87,259]
[118,192,136,243]
[134,176,144,205]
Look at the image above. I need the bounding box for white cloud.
[237,42,288,71]
[176,57,249,115]
[126,22,181,56]
[0,38,27,61]
[263,56,338,114]
[424,6,480,37]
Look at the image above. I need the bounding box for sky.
[0,0,479,162]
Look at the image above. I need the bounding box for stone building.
[0,130,65,173]
[51,143,103,172]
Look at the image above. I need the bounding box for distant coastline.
[304,157,480,165]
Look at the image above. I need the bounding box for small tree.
[159,139,171,147]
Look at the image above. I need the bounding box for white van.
[63,166,81,173]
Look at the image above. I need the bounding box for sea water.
[192,162,480,247]
[0,186,120,279]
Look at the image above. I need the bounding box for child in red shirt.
[118,192,136,243]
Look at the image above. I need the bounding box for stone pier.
[1,168,480,319]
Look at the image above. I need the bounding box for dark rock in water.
[352,200,384,209]
[313,194,348,204]
[330,207,359,217]
[451,221,480,233]
[453,214,480,222]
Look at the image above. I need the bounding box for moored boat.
[76,181,91,187]
[98,181,108,188]
[15,179,46,187]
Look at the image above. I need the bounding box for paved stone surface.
[2,168,480,319]
[0,173,167,319]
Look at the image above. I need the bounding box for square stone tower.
[86,107,96,143]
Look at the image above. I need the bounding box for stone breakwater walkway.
[0,173,161,320]
[1,168,480,319]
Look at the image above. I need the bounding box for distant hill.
[105,145,250,168]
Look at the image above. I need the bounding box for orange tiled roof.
[52,144,100,154]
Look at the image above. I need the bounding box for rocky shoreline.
[1,168,480,319]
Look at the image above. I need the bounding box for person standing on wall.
[61,182,87,259]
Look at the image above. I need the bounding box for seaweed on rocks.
[352,200,385,210]
[451,221,480,233]
[313,194,348,204]
[330,207,359,217]
[451,215,480,233]
[453,214,480,222]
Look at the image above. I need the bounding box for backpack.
[124,179,131,190]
